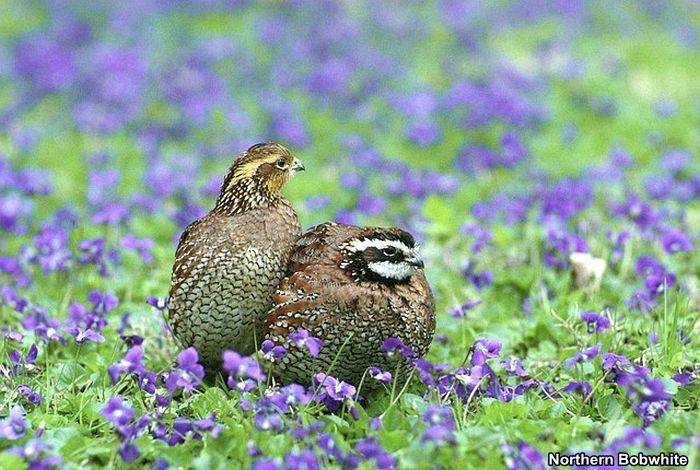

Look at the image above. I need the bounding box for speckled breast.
[167,203,300,369]
[170,246,286,366]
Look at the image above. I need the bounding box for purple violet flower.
[146,296,168,311]
[501,441,546,470]
[17,384,42,405]
[580,311,611,333]
[471,338,502,366]
[313,373,356,412]
[627,290,657,313]
[108,345,146,384]
[8,439,61,469]
[0,405,26,440]
[261,339,286,362]
[368,366,392,383]
[659,228,694,254]
[289,329,324,357]
[421,405,456,445]
[381,337,416,358]
[222,350,265,391]
[447,299,482,318]
[101,396,135,428]
[501,357,528,377]
[69,327,105,344]
[120,233,156,263]
[563,380,593,396]
[565,344,601,369]
[672,372,693,386]
[355,437,396,470]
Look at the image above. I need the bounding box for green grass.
[1,2,699,469]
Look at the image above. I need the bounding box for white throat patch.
[367,261,415,280]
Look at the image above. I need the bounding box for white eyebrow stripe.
[346,238,411,253]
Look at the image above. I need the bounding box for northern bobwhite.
[264,222,435,386]
[168,142,304,369]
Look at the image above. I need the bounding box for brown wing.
[265,269,325,336]
[287,223,356,270]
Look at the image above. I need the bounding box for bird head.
[339,227,424,284]
[215,142,304,212]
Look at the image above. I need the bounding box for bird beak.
[407,251,424,269]
[291,159,305,172]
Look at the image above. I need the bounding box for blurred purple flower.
[69,327,105,344]
[659,228,693,254]
[461,224,492,253]
[1,285,28,313]
[177,347,205,379]
[8,439,61,469]
[660,149,691,174]
[222,350,265,390]
[472,338,502,366]
[580,311,611,333]
[649,331,660,345]
[565,343,600,369]
[421,405,456,445]
[563,380,592,396]
[267,384,312,412]
[254,411,284,431]
[501,357,528,377]
[500,441,545,470]
[20,308,65,344]
[88,291,119,314]
[101,395,135,427]
[146,296,168,311]
[0,405,26,440]
[672,371,693,386]
[22,226,72,275]
[600,352,632,371]
[120,233,155,264]
[644,271,676,298]
[355,437,395,470]
[0,194,33,234]
[381,337,416,358]
[289,329,324,357]
[92,203,130,225]
[627,290,657,313]
[368,366,392,383]
[356,194,386,215]
[406,120,442,147]
[612,194,660,230]
[305,195,331,211]
[313,373,356,412]
[108,345,146,384]
[543,226,587,268]
[261,339,286,362]
[14,37,76,92]
[541,178,592,220]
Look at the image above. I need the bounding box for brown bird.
[264,222,435,386]
[167,142,304,369]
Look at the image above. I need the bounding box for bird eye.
[275,158,288,169]
[383,247,398,256]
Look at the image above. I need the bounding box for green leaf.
[0,451,24,470]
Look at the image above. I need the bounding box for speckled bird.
[167,142,304,369]
[264,222,435,386]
